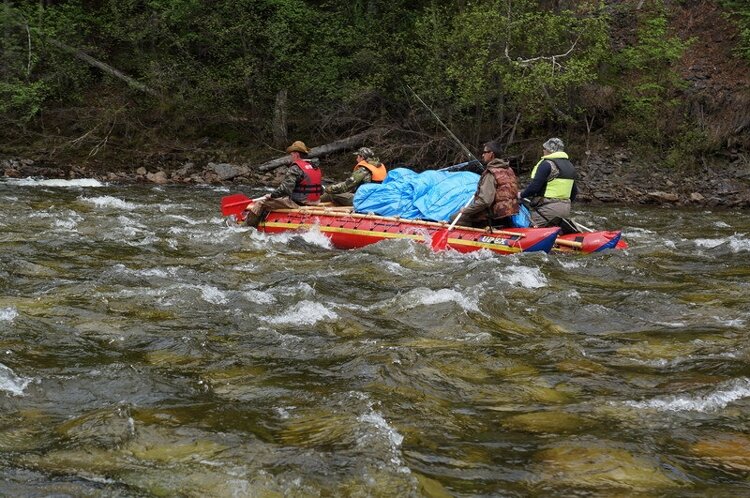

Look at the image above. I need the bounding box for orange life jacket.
[292,159,323,204]
[354,160,387,183]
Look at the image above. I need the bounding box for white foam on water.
[81,195,139,210]
[158,203,194,213]
[566,289,581,299]
[250,226,333,249]
[9,177,104,187]
[397,287,480,313]
[268,301,337,326]
[382,261,406,275]
[694,234,750,252]
[276,282,316,298]
[559,259,585,269]
[53,218,78,230]
[624,377,750,412]
[654,321,687,328]
[714,221,731,228]
[0,363,32,396]
[116,215,146,228]
[125,235,160,247]
[199,285,228,305]
[728,234,750,253]
[0,307,18,322]
[712,317,745,328]
[164,214,203,225]
[242,290,276,305]
[357,402,409,473]
[501,266,548,289]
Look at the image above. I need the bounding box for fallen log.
[47,38,159,98]
[257,130,375,172]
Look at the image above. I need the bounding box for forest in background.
[1,0,749,174]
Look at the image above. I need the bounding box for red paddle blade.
[220,193,252,217]
[431,229,449,251]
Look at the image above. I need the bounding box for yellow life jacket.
[529,152,576,200]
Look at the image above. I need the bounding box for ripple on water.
[623,377,750,413]
[268,301,337,326]
[4,186,750,495]
[0,363,32,396]
[0,307,18,323]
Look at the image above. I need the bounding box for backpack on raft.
[510,204,532,228]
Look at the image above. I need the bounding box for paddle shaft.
[407,85,481,165]
[446,196,475,231]
[437,160,481,172]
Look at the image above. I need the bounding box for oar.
[221,193,252,217]
[431,196,474,251]
[220,193,267,219]
[568,219,594,233]
[437,159,482,172]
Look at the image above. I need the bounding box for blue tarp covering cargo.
[353,168,478,222]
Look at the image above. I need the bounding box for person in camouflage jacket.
[321,147,387,206]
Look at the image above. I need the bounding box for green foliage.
[610,3,689,148]
[664,126,714,170]
[0,0,737,165]
[0,80,48,123]
[721,1,750,61]
[404,0,610,142]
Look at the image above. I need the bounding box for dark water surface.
[1,179,749,496]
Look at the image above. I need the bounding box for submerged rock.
[56,406,135,449]
[691,433,750,472]
[534,444,678,490]
[504,411,592,434]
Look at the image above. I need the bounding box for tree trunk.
[46,38,159,97]
[272,89,288,146]
[257,130,376,172]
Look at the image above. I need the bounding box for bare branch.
[504,36,580,70]
[541,85,575,123]
[25,23,32,77]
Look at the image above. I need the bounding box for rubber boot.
[244,210,262,227]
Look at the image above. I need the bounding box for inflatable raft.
[221,194,625,255]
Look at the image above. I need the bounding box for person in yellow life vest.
[320,147,387,206]
[244,140,323,227]
[450,141,519,228]
[519,137,578,227]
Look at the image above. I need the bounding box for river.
[1,178,749,496]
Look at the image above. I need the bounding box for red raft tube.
[221,194,626,255]
[553,231,628,253]
[221,194,559,255]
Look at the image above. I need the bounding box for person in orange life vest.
[320,147,387,206]
[244,140,323,227]
[449,141,519,228]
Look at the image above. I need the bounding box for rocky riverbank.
[3,148,750,208]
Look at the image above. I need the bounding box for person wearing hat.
[519,137,577,227]
[449,140,519,228]
[244,140,323,227]
[320,146,387,206]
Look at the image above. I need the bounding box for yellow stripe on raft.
[261,222,523,254]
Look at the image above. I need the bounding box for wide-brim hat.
[286,140,310,154]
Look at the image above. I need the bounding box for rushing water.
[1,178,749,496]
